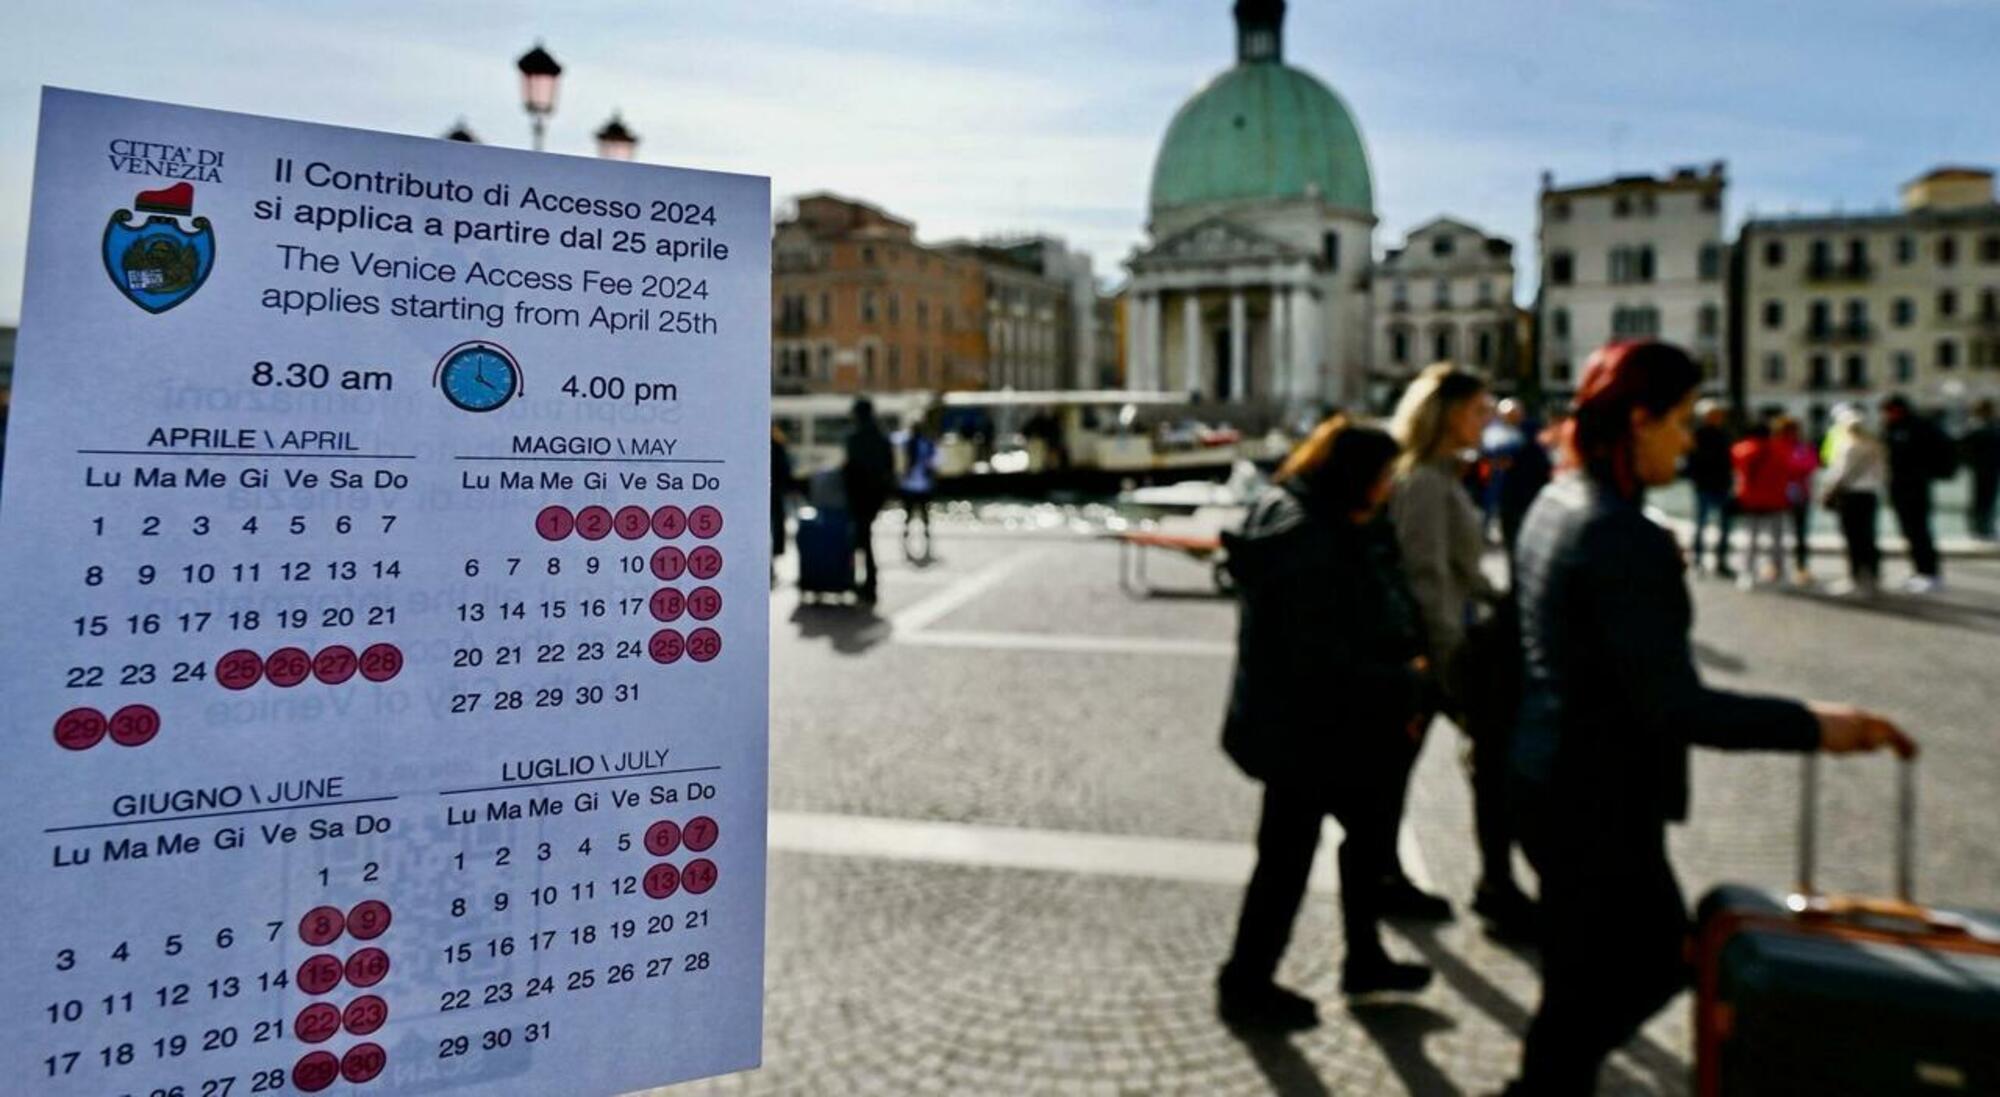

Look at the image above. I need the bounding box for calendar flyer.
[0,88,770,1095]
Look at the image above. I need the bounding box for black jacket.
[842,423,894,513]
[1686,424,1734,495]
[1885,413,1954,494]
[1512,476,1817,829]
[1221,482,1434,784]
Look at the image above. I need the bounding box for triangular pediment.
[1132,216,1310,270]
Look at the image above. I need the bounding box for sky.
[3,0,1997,325]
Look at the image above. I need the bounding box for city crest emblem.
[102,181,214,313]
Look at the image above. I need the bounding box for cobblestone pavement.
[646,510,2000,1097]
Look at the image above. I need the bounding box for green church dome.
[1149,55,1373,217]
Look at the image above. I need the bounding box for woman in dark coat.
[1217,417,1442,1031]
[1501,341,1914,1096]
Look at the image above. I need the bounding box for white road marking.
[887,548,1050,635]
[767,810,1433,895]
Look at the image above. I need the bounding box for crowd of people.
[1215,341,1916,1096]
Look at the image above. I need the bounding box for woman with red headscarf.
[1497,341,1914,1096]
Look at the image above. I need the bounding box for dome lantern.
[1235,0,1285,64]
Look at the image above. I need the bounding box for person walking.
[841,398,895,604]
[1686,400,1736,578]
[1730,421,1791,588]
[1881,394,1952,592]
[1775,416,1820,585]
[1962,399,2000,541]
[1218,416,1441,1031]
[1820,405,1886,596]
[1498,340,1914,1097]
[897,415,940,562]
[1389,364,1536,937]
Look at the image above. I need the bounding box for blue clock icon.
[435,340,521,413]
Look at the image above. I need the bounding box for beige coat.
[1389,456,1497,687]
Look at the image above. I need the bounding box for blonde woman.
[1387,363,1537,936]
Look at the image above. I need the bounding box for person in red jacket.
[1731,421,1792,587]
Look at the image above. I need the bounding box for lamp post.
[515,43,562,151]
[594,113,638,160]
[443,119,479,143]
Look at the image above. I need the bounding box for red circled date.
[344,947,391,988]
[651,505,687,539]
[644,819,682,856]
[297,953,344,996]
[217,649,263,691]
[341,1042,388,1085]
[312,644,358,685]
[689,505,724,539]
[265,647,312,688]
[650,545,688,581]
[682,857,719,894]
[359,643,404,683]
[346,899,392,940]
[53,707,107,751]
[614,505,652,540]
[293,1050,341,1093]
[294,1002,342,1044]
[535,504,575,541]
[108,704,161,748]
[643,861,681,899]
[575,505,614,541]
[299,906,345,947]
[649,629,685,665]
[649,587,686,623]
[688,545,723,580]
[342,994,389,1037]
[683,815,719,852]
[688,627,722,663]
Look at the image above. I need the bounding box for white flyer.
[1,88,769,1095]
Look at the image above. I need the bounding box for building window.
[817,346,831,381]
[819,292,831,325]
[1938,339,1959,369]
[1809,354,1831,390]
[862,291,878,324]
[1764,240,1785,267]
[916,300,929,329]
[1550,251,1574,285]
[1983,288,1999,321]
[1843,354,1867,390]
[861,245,877,265]
[1477,279,1493,305]
[1763,354,1785,384]
[1699,243,1723,281]
[888,346,901,385]
[1433,327,1454,362]
[1938,235,1958,266]
[1763,300,1784,330]
[1551,307,1570,340]
[1939,289,1958,318]
[1476,329,1494,365]
[1808,300,1831,336]
[1983,234,2000,264]
[862,344,877,382]
[1392,279,1409,307]
[1614,195,1632,217]
[1698,303,1720,339]
[1435,278,1451,308]
[1390,328,1410,365]
[1433,234,1455,257]
[1323,232,1341,271]
[1701,190,1722,212]
[1848,237,1868,269]
[1550,199,1571,221]
[887,294,900,325]
[1809,238,1832,272]
[1639,193,1657,215]
[1894,351,1914,383]
[1896,235,1915,264]
[1893,297,1915,327]
[1844,298,1868,335]
[1612,305,1660,338]
[1552,359,1572,383]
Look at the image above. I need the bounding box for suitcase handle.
[1784,894,1978,938]
[1795,754,1914,902]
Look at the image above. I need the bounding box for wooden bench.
[1108,530,1234,598]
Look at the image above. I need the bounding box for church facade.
[1126,0,1375,414]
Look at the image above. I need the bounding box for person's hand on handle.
[1810,702,1918,758]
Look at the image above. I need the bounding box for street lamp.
[594,113,638,160]
[515,42,562,151]
[443,119,479,143]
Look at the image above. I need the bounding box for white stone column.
[1269,287,1290,401]
[1291,288,1319,403]
[1144,292,1163,390]
[1181,292,1202,397]
[1123,290,1144,390]
[1228,290,1248,402]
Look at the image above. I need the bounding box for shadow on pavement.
[1224,1026,1335,1097]
[787,601,888,655]
[1347,1000,1463,1097]
[1770,586,2000,635]
[1389,925,1689,1097]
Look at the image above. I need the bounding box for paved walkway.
[643,509,2000,1096]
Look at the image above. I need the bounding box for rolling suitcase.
[796,507,856,599]
[1693,756,2000,1096]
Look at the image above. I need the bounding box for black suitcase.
[1693,757,2000,1096]
[796,507,855,599]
